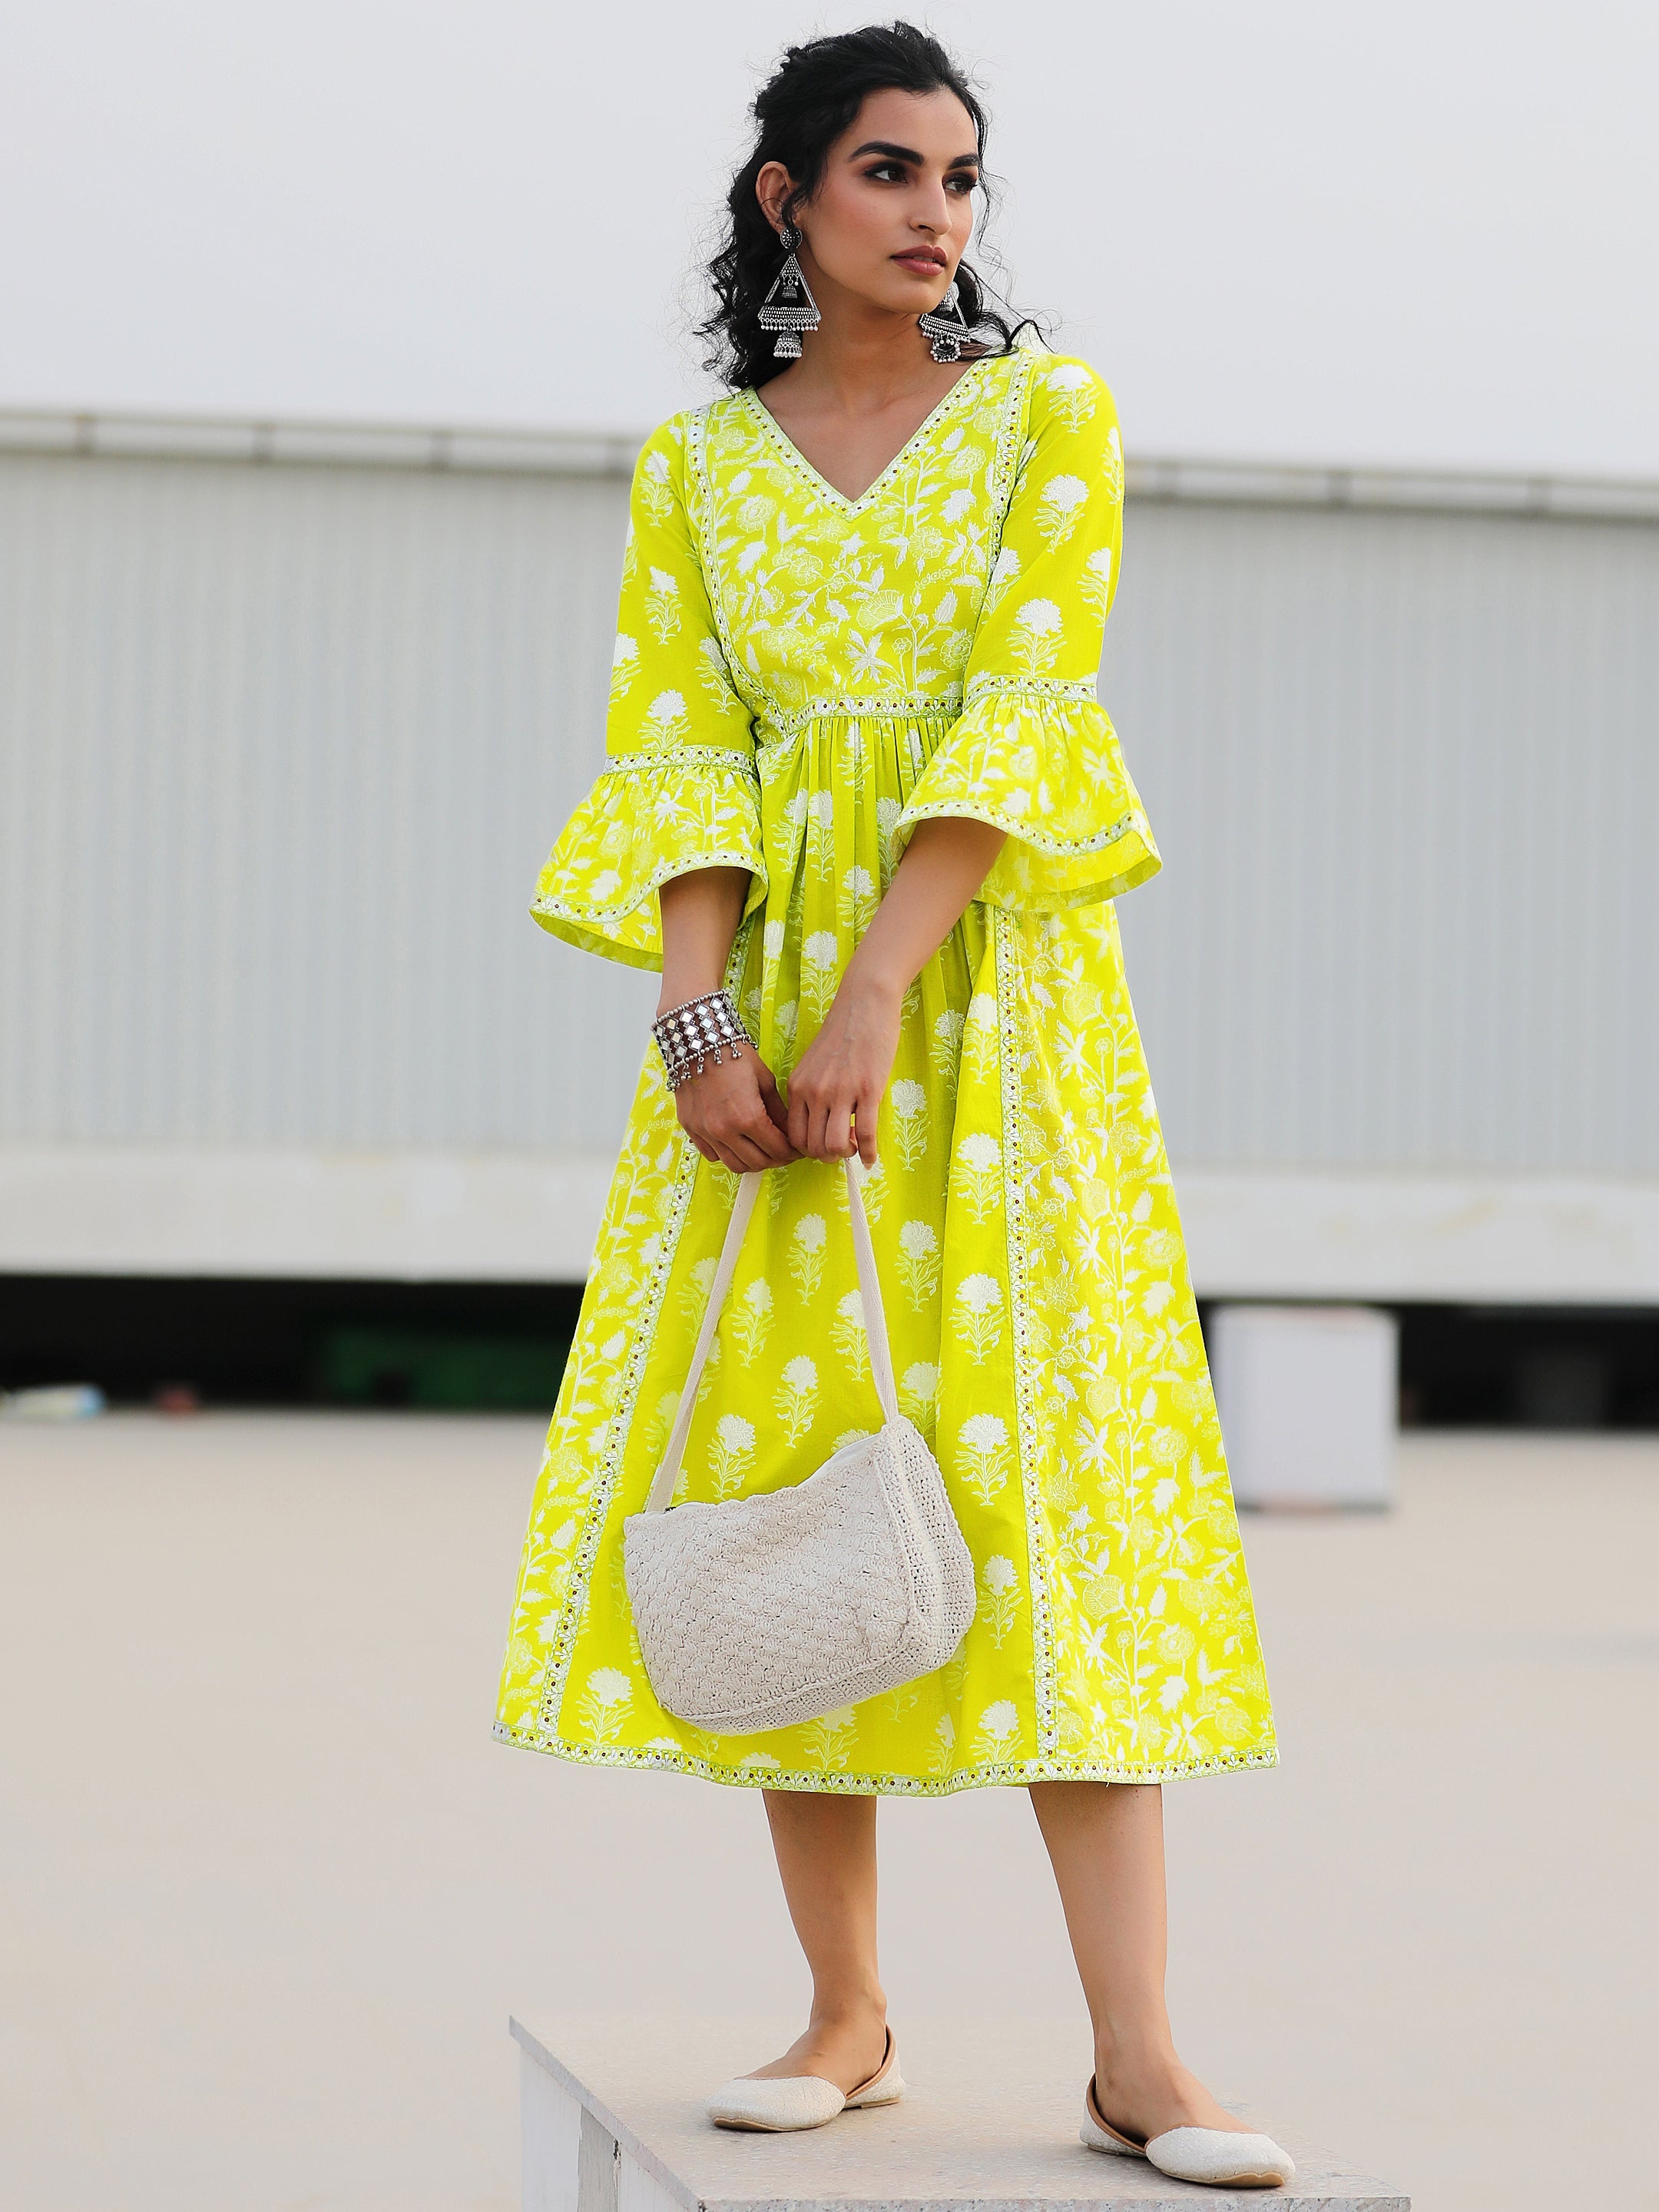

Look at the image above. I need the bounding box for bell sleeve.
[891,355,1161,913]
[528,416,767,970]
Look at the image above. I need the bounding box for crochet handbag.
[624,1152,975,1737]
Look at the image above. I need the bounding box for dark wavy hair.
[698,22,1038,391]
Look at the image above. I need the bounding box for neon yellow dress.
[494,343,1277,1792]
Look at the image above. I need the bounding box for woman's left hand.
[784,972,902,1165]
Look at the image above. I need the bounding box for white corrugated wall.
[3,419,1656,1286]
[1108,496,1659,1175]
[2,447,651,1153]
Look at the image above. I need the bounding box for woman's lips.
[892,252,947,275]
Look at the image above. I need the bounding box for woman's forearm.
[846,817,1007,1004]
[657,866,753,1017]
[656,818,1001,1029]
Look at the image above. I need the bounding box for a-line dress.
[494,339,1278,1793]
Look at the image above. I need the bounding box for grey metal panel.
[1104,497,1659,1174]
[3,438,1655,1177]
[0,449,654,1154]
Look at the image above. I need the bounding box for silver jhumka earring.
[757,222,820,359]
[919,279,973,363]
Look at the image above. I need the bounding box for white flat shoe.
[1081,2075,1295,2189]
[707,2028,904,2132]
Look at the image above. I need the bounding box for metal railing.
[5,404,1657,522]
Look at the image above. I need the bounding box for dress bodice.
[530,338,1153,972]
[687,355,1029,737]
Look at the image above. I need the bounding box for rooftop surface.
[2,1415,1653,2211]
[512,2009,1406,2209]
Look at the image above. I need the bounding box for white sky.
[5,0,1656,476]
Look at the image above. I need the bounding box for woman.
[496,22,1289,2191]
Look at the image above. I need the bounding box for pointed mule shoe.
[1081,2075,1295,2189]
[707,2028,904,2132]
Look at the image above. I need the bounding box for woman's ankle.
[1094,2025,1180,2092]
[809,1975,887,2025]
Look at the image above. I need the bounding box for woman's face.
[758,87,980,323]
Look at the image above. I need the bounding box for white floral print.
[498,345,1276,1793]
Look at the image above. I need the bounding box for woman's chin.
[839,277,952,320]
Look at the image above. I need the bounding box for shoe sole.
[1082,2100,1290,2190]
[711,2094,903,2134]
[1176,2171,1286,2190]
[710,2116,836,2133]
[1084,2143,1287,2190]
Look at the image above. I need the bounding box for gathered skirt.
[494,709,1278,1792]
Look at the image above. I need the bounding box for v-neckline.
[743,354,990,515]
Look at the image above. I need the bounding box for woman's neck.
[770,257,962,417]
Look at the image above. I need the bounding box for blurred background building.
[3,404,1656,1421]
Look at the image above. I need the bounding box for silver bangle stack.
[652,988,752,1091]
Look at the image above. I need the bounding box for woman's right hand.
[674,1041,802,1172]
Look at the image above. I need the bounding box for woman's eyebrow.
[848,139,980,169]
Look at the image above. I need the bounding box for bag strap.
[644,1153,899,1515]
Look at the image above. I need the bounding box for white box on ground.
[1210,1303,1398,1508]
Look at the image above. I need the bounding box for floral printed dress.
[494,340,1278,1793]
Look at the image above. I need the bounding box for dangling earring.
[919,279,973,363]
[757,221,820,359]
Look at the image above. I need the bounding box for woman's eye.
[861,161,977,190]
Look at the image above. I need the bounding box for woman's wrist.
[651,986,750,1090]
[839,947,910,1009]
[657,969,731,1019]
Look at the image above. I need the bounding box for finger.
[684,1117,731,1169]
[757,1068,793,1131]
[727,1109,789,1165]
[760,1092,799,1152]
[786,1089,811,1156]
[812,1098,856,1161]
[730,1128,780,1171]
[854,1104,879,1167]
[679,1116,714,1162]
[736,1074,790,1143]
[744,1112,798,1164]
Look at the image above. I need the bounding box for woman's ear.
[753,161,796,237]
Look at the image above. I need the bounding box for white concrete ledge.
[3,1146,1657,1304]
[0,1144,618,1281]
[1177,1169,1659,1304]
[512,2014,1408,2212]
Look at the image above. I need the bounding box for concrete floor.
[1,1413,1654,2212]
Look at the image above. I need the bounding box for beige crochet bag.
[624,1152,975,1737]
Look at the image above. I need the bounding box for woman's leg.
[1029,1780,1253,2139]
[747,1790,889,2091]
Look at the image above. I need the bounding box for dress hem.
[892,801,1162,909]
[491,1717,1279,1796]
[530,857,767,972]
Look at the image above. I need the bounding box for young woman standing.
[496,24,1290,2191]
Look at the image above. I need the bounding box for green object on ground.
[315,1326,568,1412]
